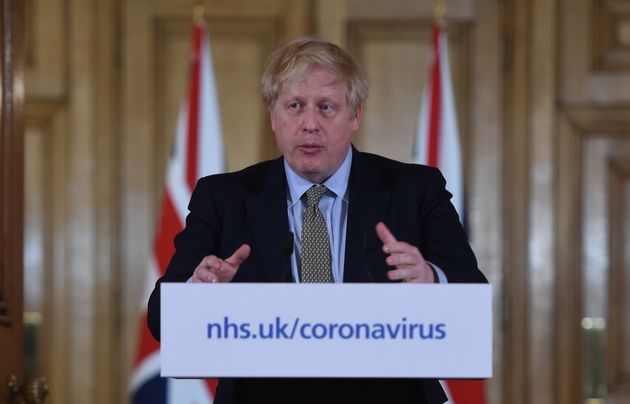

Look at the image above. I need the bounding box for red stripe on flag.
[133,193,181,366]
[133,311,160,366]
[204,379,218,398]
[186,25,202,190]
[154,192,183,275]
[427,25,442,167]
[421,23,488,404]
[447,379,487,404]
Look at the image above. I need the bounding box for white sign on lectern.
[161,283,492,378]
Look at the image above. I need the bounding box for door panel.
[0,0,25,400]
[609,159,630,403]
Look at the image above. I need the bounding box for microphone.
[363,234,375,283]
[283,232,294,282]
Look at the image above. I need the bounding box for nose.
[302,106,319,133]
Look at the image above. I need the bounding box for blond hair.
[261,38,368,113]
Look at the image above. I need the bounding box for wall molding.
[592,0,630,71]
[556,103,630,403]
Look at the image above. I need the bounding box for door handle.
[6,374,20,402]
[4,374,49,403]
[22,377,48,404]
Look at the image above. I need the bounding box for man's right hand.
[191,244,251,283]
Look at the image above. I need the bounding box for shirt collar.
[284,146,352,207]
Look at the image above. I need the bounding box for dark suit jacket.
[147,148,487,404]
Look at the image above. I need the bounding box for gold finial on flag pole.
[193,5,206,24]
[434,0,446,27]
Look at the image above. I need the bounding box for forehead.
[279,67,346,98]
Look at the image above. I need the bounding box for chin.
[296,161,322,174]
[298,167,326,182]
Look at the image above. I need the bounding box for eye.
[288,102,301,111]
[319,103,334,112]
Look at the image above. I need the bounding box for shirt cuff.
[427,261,448,284]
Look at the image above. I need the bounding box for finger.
[199,255,223,271]
[193,255,224,282]
[192,266,219,283]
[382,241,425,256]
[375,222,397,245]
[202,271,219,283]
[385,252,418,267]
[386,268,416,281]
[387,267,433,283]
[224,244,251,267]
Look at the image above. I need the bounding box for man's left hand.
[375,222,436,283]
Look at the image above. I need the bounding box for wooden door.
[555,0,630,396]
[503,0,630,403]
[0,0,25,401]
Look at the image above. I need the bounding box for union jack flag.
[414,23,487,404]
[129,20,225,404]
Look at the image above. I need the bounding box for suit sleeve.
[146,178,222,341]
[418,168,487,284]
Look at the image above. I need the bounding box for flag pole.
[433,0,446,28]
[193,4,206,24]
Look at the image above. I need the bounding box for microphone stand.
[283,232,294,283]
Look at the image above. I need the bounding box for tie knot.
[305,185,327,208]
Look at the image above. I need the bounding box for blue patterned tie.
[300,185,333,283]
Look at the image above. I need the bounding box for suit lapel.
[245,158,291,282]
[344,150,391,283]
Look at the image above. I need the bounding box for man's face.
[270,67,363,183]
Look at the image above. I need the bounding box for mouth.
[297,144,323,154]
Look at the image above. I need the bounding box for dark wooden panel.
[0,0,25,397]
[592,0,630,71]
[608,160,630,402]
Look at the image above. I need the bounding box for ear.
[351,104,364,132]
[268,105,277,132]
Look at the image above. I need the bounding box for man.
[147,38,487,404]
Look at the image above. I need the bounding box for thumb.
[225,244,251,267]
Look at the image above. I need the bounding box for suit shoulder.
[357,151,442,180]
[196,158,283,190]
